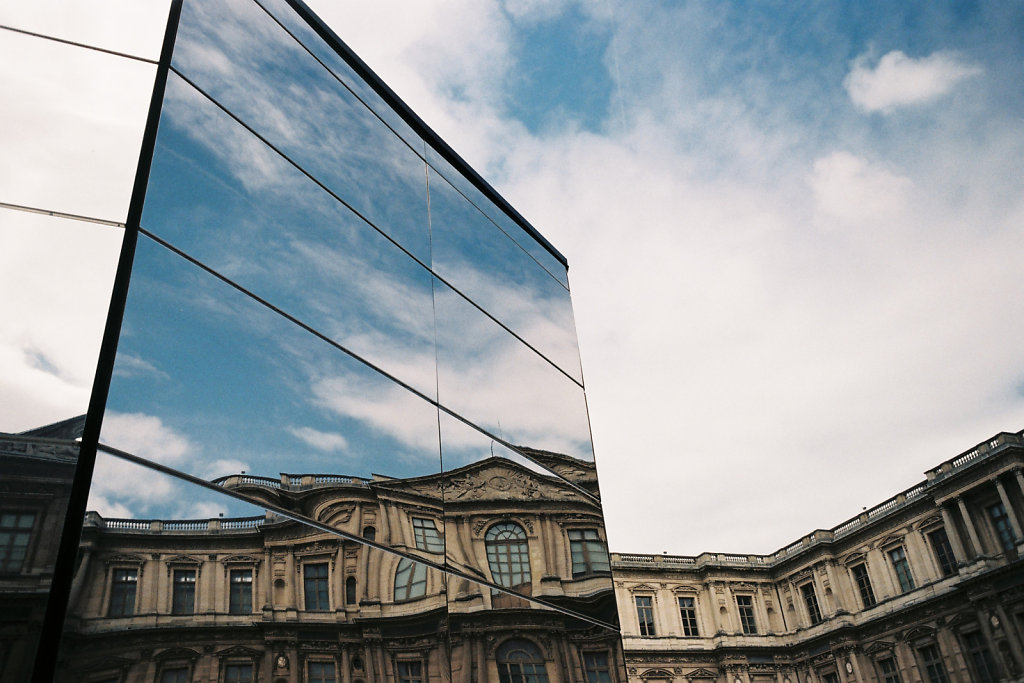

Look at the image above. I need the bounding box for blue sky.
[2,0,1024,553]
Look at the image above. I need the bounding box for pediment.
[216,645,262,659]
[915,515,942,530]
[877,535,904,549]
[165,555,201,565]
[842,551,867,565]
[83,656,133,673]
[865,640,895,654]
[222,554,260,564]
[687,668,719,679]
[155,647,199,661]
[631,583,658,592]
[105,553,144,565]
[641,669,675,679]
[903,626,935,642]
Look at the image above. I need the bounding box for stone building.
[611,430,1024,683]
[51,454,621,683]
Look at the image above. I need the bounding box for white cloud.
[844,50,982,113]
[809,151,913,226]
[100,412,193,465]
[287,426,348,453]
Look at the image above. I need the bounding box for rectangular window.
[677,596,700,636]
[108,568,137,616]
[877,656,901,683]
[822,673,839,683]
[309,661,337,683]
[800,582,822,625]
[0,511,35,574]
[568,529,610,577]
[963,631,998,683]
[229,569,253,614]
[850,563,876,608]
[917,644,950,683]
[987,502,1016,552]
[397,660,423,683]
[161,667,190,683]
[736,595,757,635]
[583,652,612,683]
[304,562,330,611]
[224,664,253,683]
[927,528,958,576]
[411,517,444,553]
[888,546,915,593]
[635,595,656,636]
[171,569,196,615]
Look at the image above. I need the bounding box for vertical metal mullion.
[31,1,183,680]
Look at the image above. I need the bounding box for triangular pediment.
[630,583,658,592]
[865,640,895,654]
[842,551,867,565]
[216,645,262,659]
[222,554,260,564]
[687,668,719,679]
[165,554,200,565]
[156,647,199,661]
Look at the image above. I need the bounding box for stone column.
[1014,468,1024,499]
[957,497,984,556]
[939,505,968,563]
[994,478,1023,541]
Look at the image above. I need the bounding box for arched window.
[496,639,548,683]
[485,522,531,589]
[362,526,376,542]
[345,576,357,605]
[394,558,427,601]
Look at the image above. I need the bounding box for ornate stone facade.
[612,431,1024,683]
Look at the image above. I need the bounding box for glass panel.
[143,72,438,399]
[102,235,444,509]
[0,211,122,433]
[256,0,427,153]
[434,277,594,464]
[426,148,569,289]
[428,166,583,382]
[0,423,81,682]
[447,573,624,682]
[0,30,154,221]
[0,1,170,60]
[59,451,450,681]
[170,0,431,261]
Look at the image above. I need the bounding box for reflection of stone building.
[612,431,1024,683]
[53,455,622,683]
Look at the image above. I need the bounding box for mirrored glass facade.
[0,1,623,680]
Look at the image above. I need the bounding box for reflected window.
[394,558,427,601]
[887,546,915,593]
[877,656,901,683]
[0,511,35,574]
[363,526,376,542]
[963,631,999,683]
[161,666,190,683]
[304,563,330,611]
[635,595,655,636]
[496,639,549,683]
[987,503,1016,552]
[800,582,822,625]
[568,529,609,578]
[485,522,531,589]
[108,567,137,616]
[928,528,958,576]
[172,569,196,615]
[916,644,950,683]
[229,569,253,614]
[396,660,423,683]
[736,595,757,634]
[677,596,699,636]
[346,576,357,605]
[224,663,253,683]
[850,563,876,608]
[583,652,612,683]
[412,517,443,553]
[309,661,337,683]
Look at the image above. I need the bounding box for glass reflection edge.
[279,0,568,270]
[0,23,160,65]
[162,68,581,388]
[0,200,127,228]
[96,441,618,631]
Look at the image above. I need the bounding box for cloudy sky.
[3,1,1024,555]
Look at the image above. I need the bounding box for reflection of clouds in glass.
[111,352,169,380]
[287,425,348,453]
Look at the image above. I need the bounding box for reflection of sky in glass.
[104,235,443,484]
[171,0,432,261]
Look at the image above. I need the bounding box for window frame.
[0,510,38,575]
[986,502,1016,552]
[411,517,444,554]
[926,527,958,577]
[581,650,612,683]
[634,594,656,636]
[107,565,140,617]
[307,658,339,683]
[875,655,901,683]
[567,527,610,578]
[228,567,254,615]
[961,630,999,683]
[915,643,950,683]
[887,545,915,593]
[496,639,549,683]
[735,594,757,635]
[799,581,823,625]
[849,562,876,608]
[394,656,425,683]
[676,594,700,637]
[222,662,255,683]
[156,663,192,683]
[484,521,532,590]
[393,557,428,602]
[302,561,331,612]
[170,568,197,615]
